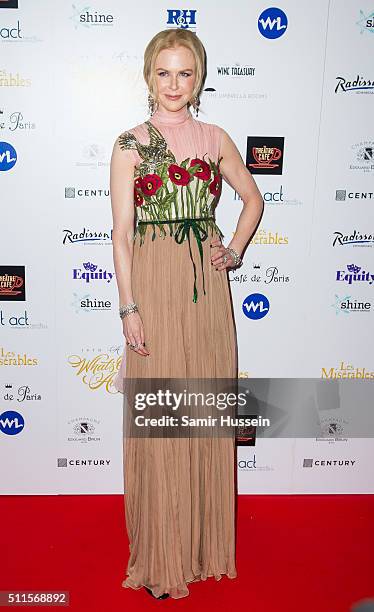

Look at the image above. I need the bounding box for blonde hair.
[143,28,207,107]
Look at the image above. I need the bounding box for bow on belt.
[174,218,208,303]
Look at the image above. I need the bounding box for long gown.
[113,104,238,599]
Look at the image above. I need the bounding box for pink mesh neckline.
[149,104,193,127]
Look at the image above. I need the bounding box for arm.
[110,135,136,305]
[110,135,149,356]
[211,127,264,270]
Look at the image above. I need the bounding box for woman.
[111,28,263,599]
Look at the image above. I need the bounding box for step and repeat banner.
[1,1,373,494]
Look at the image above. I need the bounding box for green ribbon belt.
[137,217,214,303]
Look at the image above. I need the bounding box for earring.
[191,95,200,117]
[148,93,157,116]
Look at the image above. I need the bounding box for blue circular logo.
[0,410,25,435]
[242,293,270,320]
[0,141,17,171]
[258,7,288,39]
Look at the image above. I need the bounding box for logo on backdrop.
[242,293,270,320]
[321,361,374,379]
[71,292,113,314]
[0,19,21,39]
[62,227,112,245]
[238,453,275,471]
[67,417,101,443]
[216,64,256,77]
[166,9,197,30]
[65,187,109,198]
[236,423,256,446]
[2,384,42,401]
[69,7,114,28]
[336,264,374,285]
[251,229,289,245]
[316,415,349,443]
[0,0,18,8]
[67,347,122,392]
[0,410,24,435]
[0,141,17,170]
[203,84,268,103]
[303,458,356,468]
[231,264,289,285]
[0,110,35,130]
[72,262,114,284]
[335,189,374,202]
[335,74,374,94]
[0,347,38,366]
[0,309,47,330]
[332,230,374,247]
[258,7,288,39]
[331,294,372,315]
[355,10,374,35]
[0,266,25,300]
[349,141,374,172]
[246,137,284,175]
[57,458,111,468]
[0,71,31,87]
[0,18,41,42]
[75,143,108,169]
[235,185,302,207]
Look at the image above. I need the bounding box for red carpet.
[1,494,373,611]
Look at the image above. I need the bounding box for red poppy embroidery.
[141,174,163,196]
[168,164,191,186]
[190,158,211,181]
[209,172,222,196]
[134,177,143,189]
[134,189,143,206]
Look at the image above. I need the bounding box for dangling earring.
[191,95,200,117]
[148,93,157,116]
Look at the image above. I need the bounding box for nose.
[169,74,179,91]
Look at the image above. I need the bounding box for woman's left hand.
[210,238,237,271]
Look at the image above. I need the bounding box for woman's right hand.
[122,311,150,356]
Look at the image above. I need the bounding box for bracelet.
[119,302,138,319]
[227,247,243,268]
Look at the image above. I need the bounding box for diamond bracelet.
[227,247,243,267]
[119,302,138,319]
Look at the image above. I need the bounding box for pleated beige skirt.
[121,223,238,599]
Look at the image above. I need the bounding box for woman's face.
[154,45,196,113]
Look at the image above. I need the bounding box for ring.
[223,254,228,264]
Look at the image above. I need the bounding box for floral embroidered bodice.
[118,107,225,302]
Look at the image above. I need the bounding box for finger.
[211,248,226,264]
[134,336,149,356]
[210,238,222,247]
[127,334,137,349]
[212,252,227,267]
[135,327,148,354]
[214,253,232,270]
[215,262,228,271]
[140,327,149,353]
[136,344,149,356]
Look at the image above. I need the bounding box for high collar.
[149,104,193,127]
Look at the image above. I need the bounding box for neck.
[150,104,193,126]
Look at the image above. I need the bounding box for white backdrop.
[1,0,373,494]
